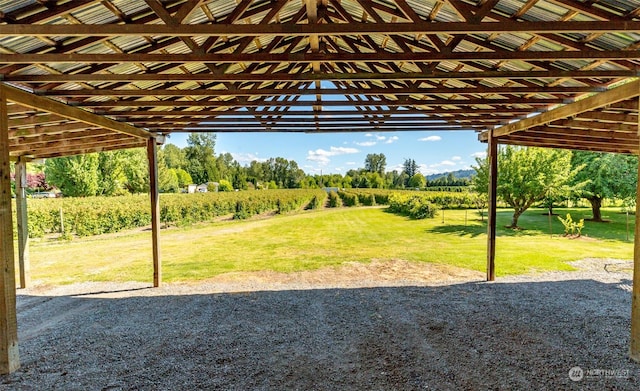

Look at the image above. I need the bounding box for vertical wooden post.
[486,129,498,282]
[0,86,20,373]
[147,137,161,287]
[15,157,30,289]
[630,95,640,362]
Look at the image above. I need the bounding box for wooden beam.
[147,138,161,288]
[39,85,601,97]
[0,84,151,139]
[10,129,113,145]
[126,115,509,124]
[10,134,138,154]
[98,108,533,117]
[1,20,640,36]
[576,111,639,124]
[6,70,636,83]
[156,124,483,132]
[523,126,638,140]
[78,97,564,107]
[0,86,19,374]
[632,92,640,361]
[7,113,68,128]
[496,137,637,154]
[9,123,100,138]
[14,158,30,289]
[486,129,497,282]
[5,49,640,64]
[503,133,639,150]
[20,140,147,159]
[486,79,640,139]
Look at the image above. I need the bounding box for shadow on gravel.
[2,278,638,390]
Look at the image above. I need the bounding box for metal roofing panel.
[0,0,37,15]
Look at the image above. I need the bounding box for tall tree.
[402,158,419,187]
[121,149,149,193]
[473,146,573,228]
[364,153,387,175]
[184,133,216,184]
[45,154,100,197]
[162,143,187,169]
[97,150,127,196]
[570,151,638,221]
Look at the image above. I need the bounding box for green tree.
[408,173,426,189]
[403,158,418,178]
[162,143,187,169]
[122,149,149,193]
[175,168,193,188]
[570,151,638,221]
[45,154,100,197]
[364,153,387,175]
[184,133,216,184]
[473,146,573,229]
[97,151,127,195]
[159,168,180,193]
[218,179,233,192]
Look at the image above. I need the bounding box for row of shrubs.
[16,189,476,238]
[18,189,327,238]
[326,190,439,219]
[327,189,478,210]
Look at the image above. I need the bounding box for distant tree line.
[16,133,472,197]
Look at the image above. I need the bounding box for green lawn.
[26,206,634,285]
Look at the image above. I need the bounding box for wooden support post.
[15,157,30,289]
[630,95,640,362]
[486,130,498,282]
[0,86,19,373]
[147,137,161,287]
[631,156,640,361]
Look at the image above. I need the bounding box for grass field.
[25,206,634,285]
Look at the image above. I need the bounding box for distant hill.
[426,169,475,181]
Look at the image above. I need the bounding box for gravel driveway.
[1,259,638,390]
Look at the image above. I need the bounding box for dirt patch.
[193,259,485,292]
[2,259,639,390]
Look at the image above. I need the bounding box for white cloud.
[439,160,456,166]
[307,146,359,166]
[365,133,373,137]
[231,152,265,164]
[385,136,399,144]
[452,156,462,161]
[375,135,387,141]
[471,151,487,159]
[418,135,442,142]
[355,141,377,147]
[346,161,357,166]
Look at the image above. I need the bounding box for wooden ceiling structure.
[3,0,640,376]
[1,0,640,158]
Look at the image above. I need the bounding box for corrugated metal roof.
[1,0,640,157]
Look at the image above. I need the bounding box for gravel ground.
[1,258,639,390]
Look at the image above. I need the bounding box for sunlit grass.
[26,206,634,285]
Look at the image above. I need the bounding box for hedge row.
[333,189,476,209]
[19,189,327,238]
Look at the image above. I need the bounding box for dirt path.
[2,258,638,390]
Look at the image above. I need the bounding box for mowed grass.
[26,206,634,285]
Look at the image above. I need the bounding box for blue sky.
[165,130,488,176]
